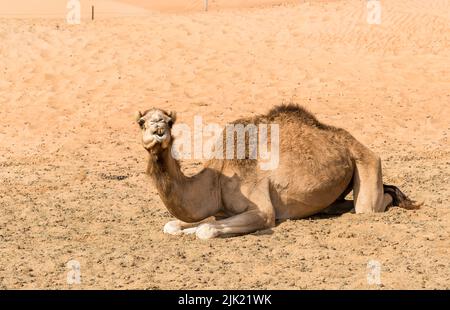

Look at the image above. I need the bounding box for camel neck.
[147,148,203,222]
[147,148,185,182]
[146,146,221,223]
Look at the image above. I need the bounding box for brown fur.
[137,104,420,239]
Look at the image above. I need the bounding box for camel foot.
[196,224,219,240]
[181,227,198,235]
[163,220,183,235]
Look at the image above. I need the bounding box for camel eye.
[138,119,146,128]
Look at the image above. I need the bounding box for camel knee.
[248,208,275,228]
[262,211,275,228]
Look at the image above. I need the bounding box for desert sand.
[0,0,301,17]
[0,0,449,289]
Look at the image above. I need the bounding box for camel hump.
[266,103,322,126]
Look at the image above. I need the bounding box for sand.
[0,0,449,289]
[0,0,301,17]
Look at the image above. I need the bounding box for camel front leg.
[195,179,275,240]
[195,209,274,239]
[163,220,205,235]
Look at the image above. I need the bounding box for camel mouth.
[155,131,165,138]
[153,132,168,143]
[154,127,165,136]
[153,127,167,139]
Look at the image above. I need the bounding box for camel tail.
[383,184,422,210]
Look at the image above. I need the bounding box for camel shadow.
[276,199,355,225]
[310,199,355,220]
[251,228,274,236]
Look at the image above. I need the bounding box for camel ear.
[135,111,143,122]
[135,111,145,127]
[168,111,177,127]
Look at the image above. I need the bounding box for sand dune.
[0,0,449,289]
[0,0,300,18]
[0,0,149,18]
[120,0,301,12]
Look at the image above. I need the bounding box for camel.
[136,104,418,239]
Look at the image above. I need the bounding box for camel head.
[136,108,176,153]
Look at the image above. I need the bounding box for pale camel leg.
[196,209,274,239]
[196,179,275,240]
[353,155,392,213]
[163,220,204,235]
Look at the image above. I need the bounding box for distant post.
[204,0,208,12]
[91,5,95,20]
